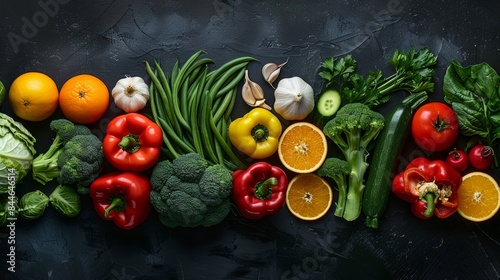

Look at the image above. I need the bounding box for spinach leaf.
[443,60,500,146]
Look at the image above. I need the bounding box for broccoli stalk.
[322,103,384,221]
[31,119,103,194]
[32,119,91,185]
[317,157,350,217]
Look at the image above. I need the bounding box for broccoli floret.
[172,152,209,183]
[149,153,233,228]
[199,164,232,206]
[323,103,384,221]
[32,119,93,185]
[50,119,92,143]
[317,157,351,217]
[162,176,201,199]
[199,200,230,227]
[150,160,175,192]
[56,134,103,194]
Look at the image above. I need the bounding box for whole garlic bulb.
[111,76,150,113]
[274,77,315,120]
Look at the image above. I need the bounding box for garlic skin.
[274,77,315,120]
[242,70,271,110]
[262,58,288,88]
[111,76,150,113]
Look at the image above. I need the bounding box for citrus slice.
[286,173,333,220]
[278,122,328,173]
[457,172,500,222]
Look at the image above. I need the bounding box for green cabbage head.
[0,112,36,193]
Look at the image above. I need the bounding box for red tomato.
[468,144,494,170]
[411,102,459,152]
[446,149,468,172]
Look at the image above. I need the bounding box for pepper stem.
[251,124,269,143]
[422,192,435,218]
[104,196,126,218]
[119,134,141,153]
[254,177,278,200]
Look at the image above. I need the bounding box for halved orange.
[286,173,333,220]
[457,172,500,222]
[278,122,328,173]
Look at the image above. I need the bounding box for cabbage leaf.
[0,113,36,193]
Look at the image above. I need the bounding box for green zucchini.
[313,89,341,128]
[363,91,428,229]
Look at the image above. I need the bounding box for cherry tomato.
[468,144,494,170]
[411,102,459,152]
[446,149,468,172]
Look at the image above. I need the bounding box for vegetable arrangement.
[1,47,499,232]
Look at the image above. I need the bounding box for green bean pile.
[145,51,256,170]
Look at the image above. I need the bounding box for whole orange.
[9,72,59,121]
[59,74,110,124]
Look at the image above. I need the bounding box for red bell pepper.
[90,171,151,230]
[232,162,288,220]
[103,113,163,171]
[392,157,462,219]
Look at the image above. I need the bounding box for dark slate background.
[1,1,499,279]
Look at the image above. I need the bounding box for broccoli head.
[149,152,233,228]
[199,165,232,207]
[172,152,209,183]
[323,103,384,156]
[32,119,94,185]
[56,134,103,194]
[149,160,175,192]
[317,157,350,217]
[322,103,384,221]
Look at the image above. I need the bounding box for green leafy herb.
[443,60,500,154]
[318,48,438,108]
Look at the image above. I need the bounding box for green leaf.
[49,185,81,217]
[321,57,334,71]
[19,191,49,220]
[443,60,500,146]
[450,103,489,138]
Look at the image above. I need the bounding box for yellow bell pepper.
[229,108,282,159]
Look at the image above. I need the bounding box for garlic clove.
[242,70,271,110]
[254,99,272,110]
[262,58,289,88]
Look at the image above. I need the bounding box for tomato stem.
[432,112,451,132]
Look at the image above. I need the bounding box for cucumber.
[363,91,428,229]
[314,89,341,128]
